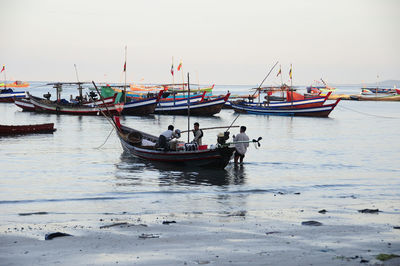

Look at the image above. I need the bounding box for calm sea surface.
[1,82,399,232]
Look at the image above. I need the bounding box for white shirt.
[233,132,249,155]
[161,129,175,140]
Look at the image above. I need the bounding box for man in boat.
[233,126,249,165]
[192,122,203,146]
[158,125,180,150]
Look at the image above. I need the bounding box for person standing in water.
[233,126,249,164]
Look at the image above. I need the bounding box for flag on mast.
[171,62,174,76]
[276,67,281,77]
[289,64,292,79]
[123,62,126,72]
[177,60,182,71]
[1,65,5,73]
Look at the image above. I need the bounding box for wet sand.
[1,210,399,265]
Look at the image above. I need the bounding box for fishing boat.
[0,88,27,103]
[25,82,123,116]
[231,99,341,117]
[350,94,400,101]
[128,83,213,100]
[154,93,230,116]
[115,120,236,168]
[28,94,123,116]
[0,81,29,88]
[14,98,35,111]
[230,85,340,117]
[121,91,163,116]
[361,87,398,95]
[0,123,56,136]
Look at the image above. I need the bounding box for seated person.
[158,125,180,150]
[192,122,203,145]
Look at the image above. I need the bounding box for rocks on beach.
[301,221,323,226]
[44,232,72,240]
[358,209,380,214]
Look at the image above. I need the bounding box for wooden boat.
[232,92,332,109]
[14,93,116,112]
[115,120,235,169]
[0,89,27,103]
[0,123,56,136]
[109,83,213,100]
[121,92,163,116]
[350,94,400,101]
[154,93,230,116]
[28,94,123,116]
[0,81,29,88]
[361,87,398,95]
[14,98,35,111]
[231,98,341,117]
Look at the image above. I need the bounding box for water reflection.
[115,151,246,187]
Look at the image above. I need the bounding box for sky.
[0,0,399,85]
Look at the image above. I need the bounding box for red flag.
[177,61,182,71]
[123,62,126,72]
[0,65,4,73]
[171,63,174,76]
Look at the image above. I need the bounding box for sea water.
[0,82,399,238]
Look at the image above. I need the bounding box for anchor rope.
[336,105,400,119]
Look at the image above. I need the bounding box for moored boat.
[154,93,230,116]
[0,123,56,136]
[0,81,29,88]
[14,98,35,111]
[28,94,123,116]
[0,88,27,103]
[231,99,341,117]
[121,91,163,116]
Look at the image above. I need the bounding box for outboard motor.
[43,92,51,100]
[217,131,230,145]
[89,91,98,100]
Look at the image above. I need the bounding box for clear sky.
[0,0,399,85]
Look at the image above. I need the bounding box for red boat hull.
[0,123,56,135]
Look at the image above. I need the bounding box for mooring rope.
[337,105,400,119]
[95,127,115,149]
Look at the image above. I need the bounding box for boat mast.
[3,65,7,90]
[74,64,83,100]
[54,83,62,102]
[187,72,190,143]
[124,45,127,103]
[172,56,174,87]
[290,64,293,106]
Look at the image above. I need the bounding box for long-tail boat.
[231,100,340,117]
[0,123,56,136]
[121,91,164,116]
[100,85,164,116]
[26,82,123,116]
[230,85,340,117]
[115,118,236,168]
[14,98,35,111]
[154,92,230,116]
[0,81,29,88]
[0,88,27,103]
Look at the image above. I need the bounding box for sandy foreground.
[0,211,399,266]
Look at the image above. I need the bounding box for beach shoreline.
[1,210,399,265]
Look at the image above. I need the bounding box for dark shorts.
[234,151,245,159]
